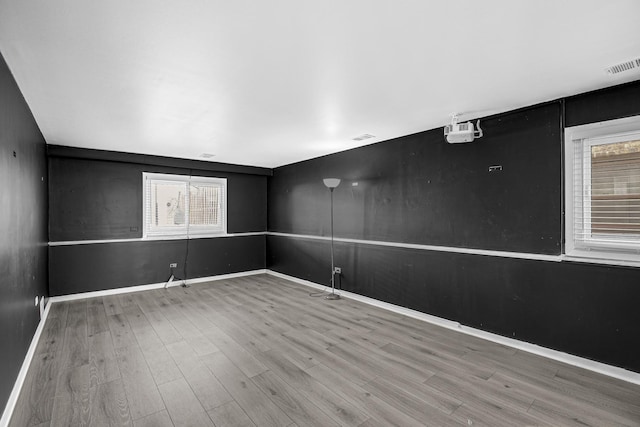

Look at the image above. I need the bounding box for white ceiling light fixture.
[352,134,376,142]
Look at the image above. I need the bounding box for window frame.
[564,115,640,264]
[142,172,227,239]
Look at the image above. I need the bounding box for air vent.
[459,123,471,131]
[352,134,375,141]
[200,153,216,158]
[606,58,640,75]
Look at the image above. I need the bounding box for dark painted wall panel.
[0,53,48,415]
[48,152,267,295]
[269,103,562,255]
[49,157,267,241]
[49,235,265,296]
[267,235,640,372]
[48,158,145,241]
[565,79,640,127]
[226,173,267,233]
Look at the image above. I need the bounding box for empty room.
[2,1,640,426]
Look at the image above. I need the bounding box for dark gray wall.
[48,155,267,296]
[267,82,640,373]
[269,103,562,254]
[0,53,48,416]
[50,236,265,296]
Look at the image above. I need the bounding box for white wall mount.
[444,113,483,143]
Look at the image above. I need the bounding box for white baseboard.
[266,270,640,386]
[0,300,52,427]
[48,269,267,303]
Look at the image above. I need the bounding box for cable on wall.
[180,169,194,288]
[164,169,195,289]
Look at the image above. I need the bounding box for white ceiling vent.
[606,58,640,75]
[199,153,216,159]
[352,134,376,141]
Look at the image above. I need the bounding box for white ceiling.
[1,1,640,168]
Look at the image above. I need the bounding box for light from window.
[143,173,226,238]
[590,140,640,236]
[565,116,640,263]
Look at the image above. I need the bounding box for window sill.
[143,233,229,241]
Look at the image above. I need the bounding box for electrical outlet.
[334,267,341,274]
[170,263,177,268]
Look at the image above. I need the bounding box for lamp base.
[325,293,341,300]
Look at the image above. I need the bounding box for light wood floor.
[9,274,640,426]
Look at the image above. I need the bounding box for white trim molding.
[0,301,52,427]
[266,270,640,387]
[48,231,267,246]
[267,232,562,263]
[269,232,640,268]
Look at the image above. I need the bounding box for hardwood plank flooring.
[114,344,165,420]
[9,274,640,426]
[207,401,255,427]
[132,410,173,427]
[50,364,92,426]
[157,378,215,427]
[88,379,132,426]
[88,330,120,387]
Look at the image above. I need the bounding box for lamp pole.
[322,178,341,300]
[327,186,338,298]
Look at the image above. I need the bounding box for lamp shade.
[323,178,341,189]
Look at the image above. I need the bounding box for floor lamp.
[323,178,341,300]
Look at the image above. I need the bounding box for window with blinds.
[143,173,226,238]
[566,116,640,263]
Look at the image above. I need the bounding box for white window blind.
[566,117,640,262]
[143,173,226,238]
